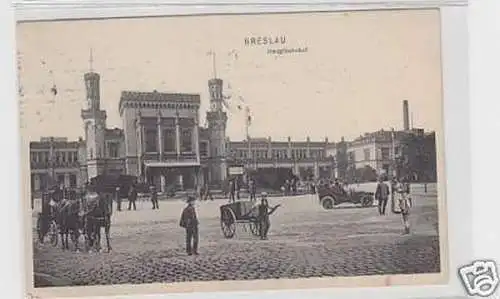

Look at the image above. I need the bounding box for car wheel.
[321,196,334,210]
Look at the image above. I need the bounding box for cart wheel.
[321,196,334,210]
[48,221,58,247]
[249,221,259,236]
[362,196,374,207]
[220,207,236,239]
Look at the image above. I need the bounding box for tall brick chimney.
[403,100,410,131]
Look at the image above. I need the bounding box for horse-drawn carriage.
[35,179,119,252]
[219,199,281,239]
[317,184,374,209]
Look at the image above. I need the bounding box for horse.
[84,192,113,252]
[56,198,83,251]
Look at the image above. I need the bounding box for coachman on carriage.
[35,178,117,252]
[36,185,80,247]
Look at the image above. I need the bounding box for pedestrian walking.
[249,178,257,202]
[257,192,281,240]
[229,179,236,203]
[235,178,241,200]
[394,179,412,234]
[206,184,214,201]
[128,184,137,211]
[179,196,199,255]
[375,177,390,215]
[310,180,316,195]
[115,187,122,211]
[150,185,159,210]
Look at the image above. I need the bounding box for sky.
[17,9,443,143]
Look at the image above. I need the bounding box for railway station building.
[29,68,436,194]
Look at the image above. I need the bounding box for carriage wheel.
[220,207,236,239]
[249,221,259,236]
[321,196,334,210]
[48,221,58,247]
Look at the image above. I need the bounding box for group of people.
[375,176,412,234]
[227,177,258,203]
[113,184,159,211]
[282,176,299,196]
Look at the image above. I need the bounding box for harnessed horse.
[56,196,83,251]
[84,192,113,252]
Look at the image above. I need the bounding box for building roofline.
[118,90,201,116]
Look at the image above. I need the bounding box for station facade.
[29,68,436,193]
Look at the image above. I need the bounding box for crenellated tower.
[206,78,228,184]
[81,50,107,180]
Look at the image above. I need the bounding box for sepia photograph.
[17,8,447,297]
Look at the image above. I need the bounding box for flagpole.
[245,106,251,162]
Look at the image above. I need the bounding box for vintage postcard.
[17,8,447,298]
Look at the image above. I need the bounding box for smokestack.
[403,100,410,131]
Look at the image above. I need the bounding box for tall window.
[381,148,390,160]
[108,142,119,158]
[181,129,192,152]
[200,142,208,157]
[364,149,371,161]
[145,128,158,152]
[57,174,65,185]
[69,174,77,188]
[163,129,176,152]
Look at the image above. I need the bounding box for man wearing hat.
[150,185,159,210]
[257,192,281,240]
[179,196,199,255]
[115,187,122,211]
[375,176,390,215]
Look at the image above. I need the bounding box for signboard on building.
[228,166,245,176]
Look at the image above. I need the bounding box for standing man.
[150,185,159,210]
[375,177,390,215]
[128,184,137,211]
[229,179,236,203]
[257,192,281,240]
[115,187,122,211]
[249,178,257,202]
[179,196,199,255]
[235,178,241,200]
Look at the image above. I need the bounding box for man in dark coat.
[229,179,236,203]
[203,183,213,201]
[179,196,199,255]
[150,185,159,210]
[257,192,281,240]
[375,177,390,215]
[115,187,122,211]
[128,184,137,211]
[249,178,257,202]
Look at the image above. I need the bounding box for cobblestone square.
[32,187,440,287]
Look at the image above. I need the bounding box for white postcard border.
[2,1,474,299]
